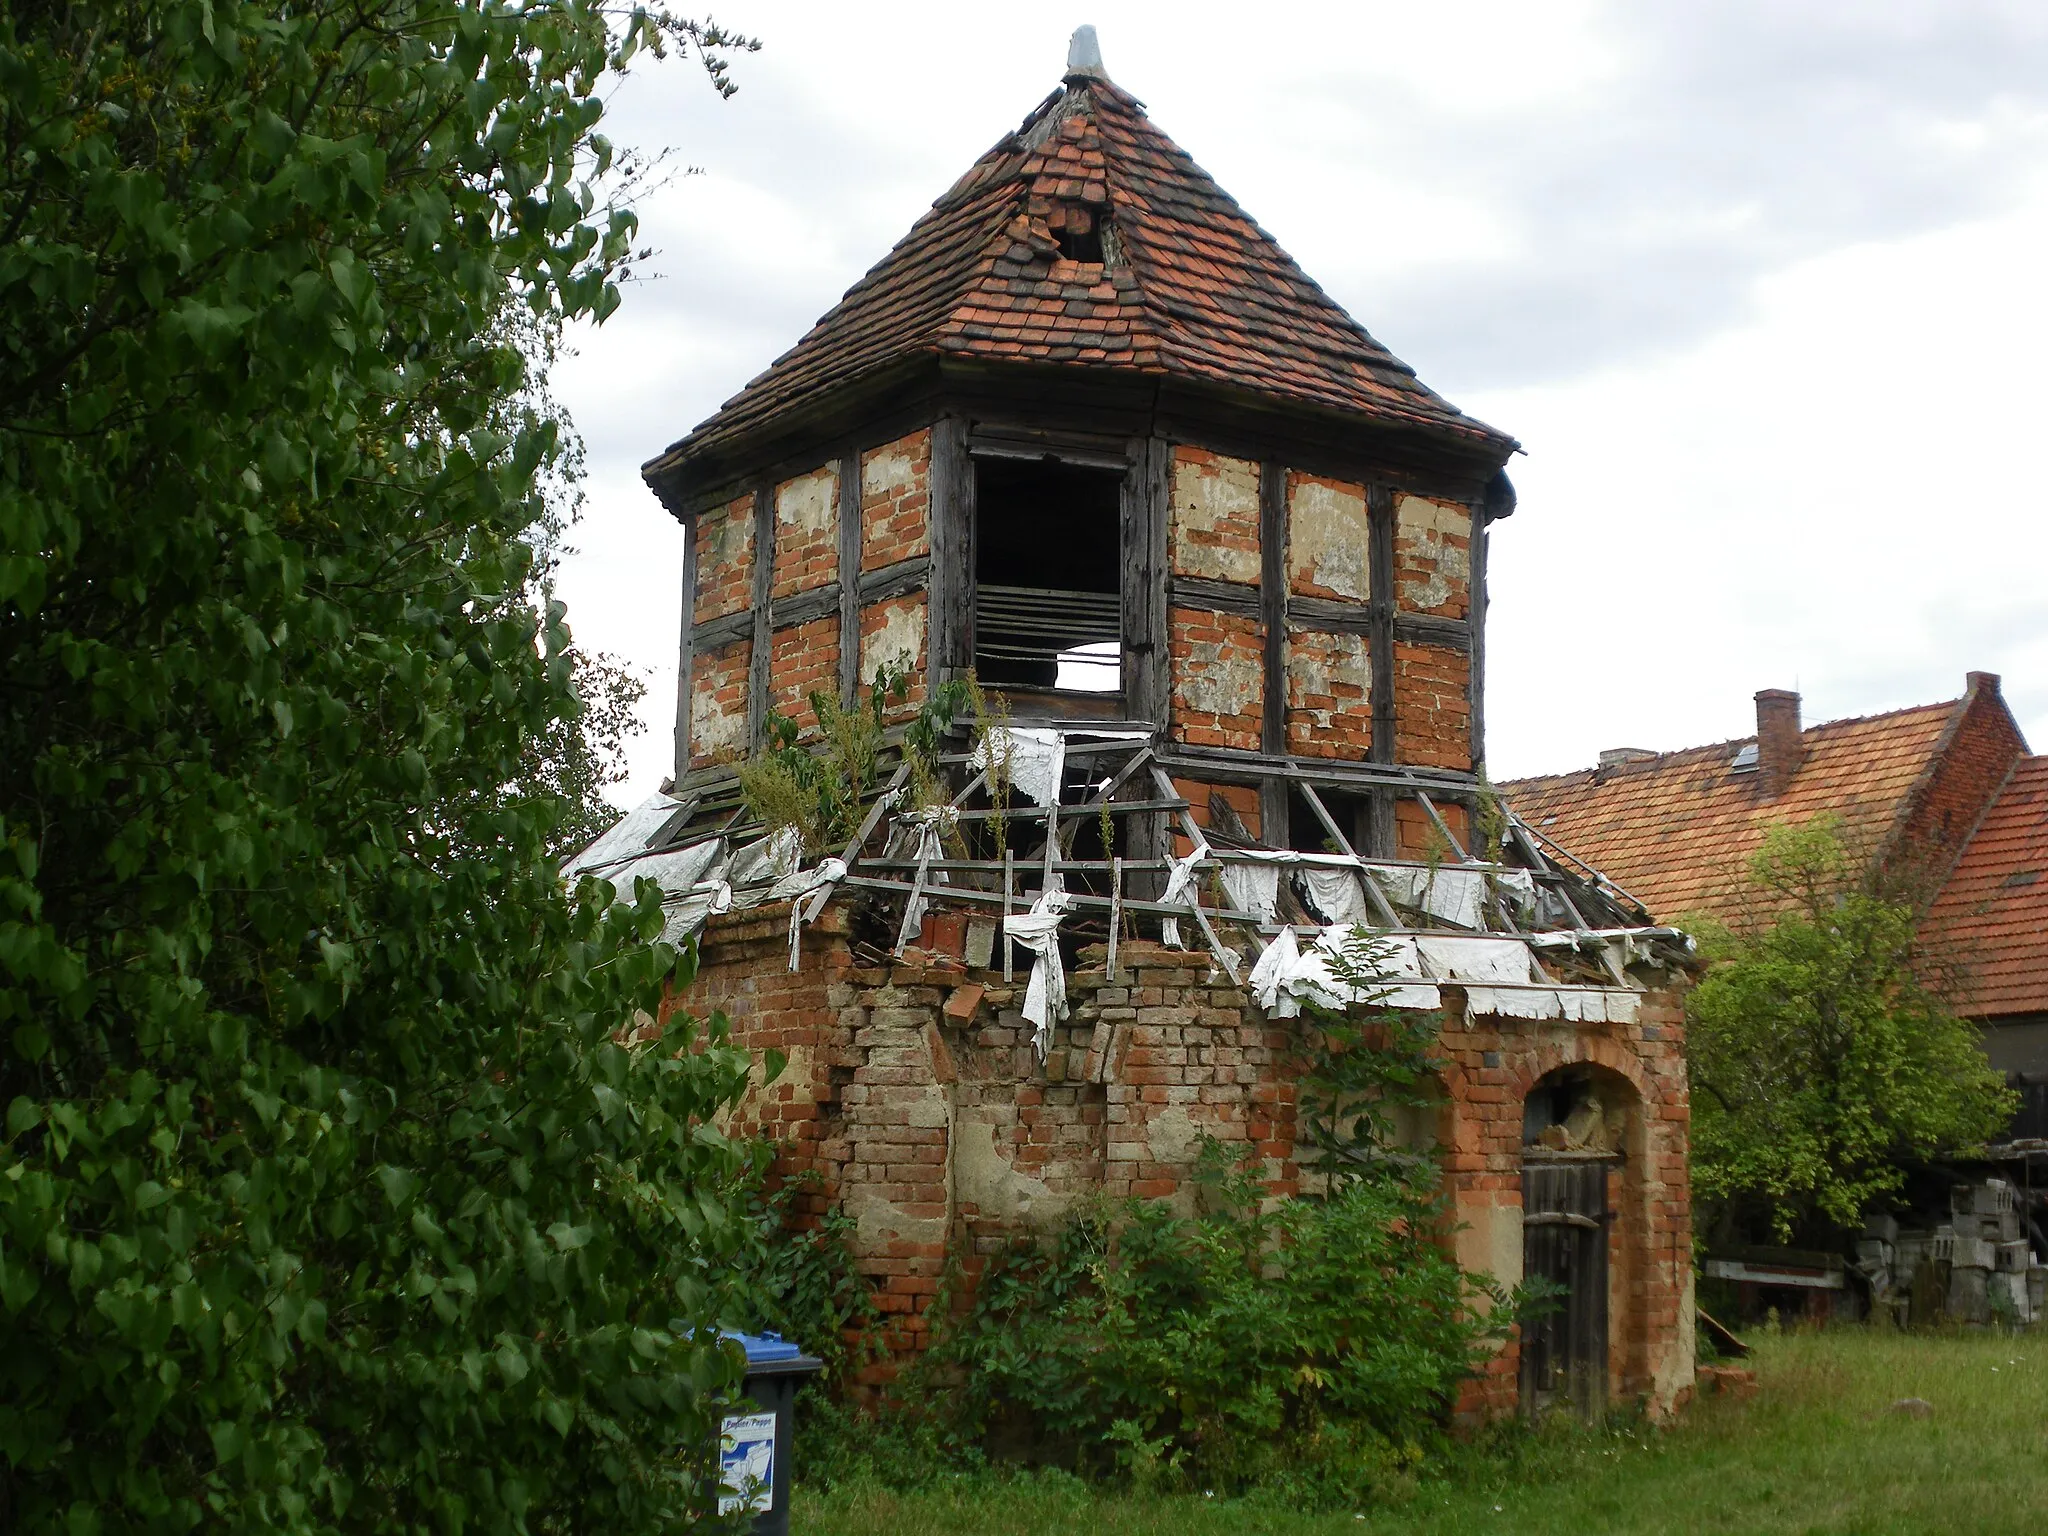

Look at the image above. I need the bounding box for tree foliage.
[1686,821,2015,1244]
[0,2,766,1529]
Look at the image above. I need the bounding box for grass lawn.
[795,1329,2048,1534]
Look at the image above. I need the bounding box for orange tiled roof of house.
[1924,756,2048,1019]
[647,61,1513,477]
[1504,702,1958,926]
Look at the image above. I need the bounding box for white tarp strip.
[1372,865,1488,929]
[1004,882,1074,1059]
[1415,934,1540,985]
[780,857,848,971]
[1220,863,1280,924]
[1300,867,1372,926]
[974,726,1065,808]
[1158,836,1211,950]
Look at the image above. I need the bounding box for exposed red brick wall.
[861,430,931,572]
[1395,796,1473,860]
[694,491,755,625]
[1287,626,1373,759]
[770,615,839,734]
[1394,641,1472,770]
[1890,673,2027,897]
[773,466,839,601]
[690,918,1694,1418]
[1170,445,1261,585]
[1286,471,1371,603]
[1394,493,1471,619]
[1169,606,1263,749]
[690,638,751,769]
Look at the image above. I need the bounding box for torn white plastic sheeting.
[1158,836,1211,950]
[1220,863,1280,923]
[893,810,955,953]
[1372,865,1487,929]
[1493,868,1538,924]
[974,727,1065,809]
[1248,927,1440,1019]
[1463,985,1641,1025]
[780,857,848,971]
[1299,866,1373,926]
[1414,935,1540,985]
[561,788,688,881]
[1004,882,1074,1059]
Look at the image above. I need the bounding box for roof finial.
[1065,24,1106,80]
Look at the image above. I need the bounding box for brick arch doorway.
[1519,1063,1637,1417]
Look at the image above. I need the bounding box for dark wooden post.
[838,448,862,706]
[1367,484,1397,856]
[672,511,698,787]
[1259,460,1289,844]
[1122,436,1171,883]
[746,482,773,751]
[928,416,973,685]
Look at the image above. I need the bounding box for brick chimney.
[1754,688,1805,797]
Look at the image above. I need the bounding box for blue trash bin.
[716,1331,823,1535]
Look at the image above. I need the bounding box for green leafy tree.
[1686,821,2015,1244]
[0,3,768,1530]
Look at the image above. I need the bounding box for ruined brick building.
[570,32,1696,1418]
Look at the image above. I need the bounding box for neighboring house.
[1503,672,2047,1115]
[572,33,1697,1417]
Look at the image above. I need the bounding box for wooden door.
[1520,1157,1613,1417]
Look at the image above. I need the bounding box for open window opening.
[974,456,1122,694]
[1051,201,1105,264]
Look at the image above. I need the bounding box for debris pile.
[1860,1181,2048,1326]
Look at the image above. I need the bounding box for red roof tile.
[646,73,1513,478]
[1502,702,1960,926]
[1924,756,2048,1019]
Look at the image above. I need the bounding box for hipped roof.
[1504,702,1962,926]
[646,67,1515,487]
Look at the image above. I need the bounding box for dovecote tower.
[645,31,1518,859]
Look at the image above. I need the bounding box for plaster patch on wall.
[861,444,917,500]
[1145,1103,1202,1166]
[777,466,837,537]
[954,1114,1066,1225]
[860,597,925,682]
[1171,449,1261,585]
[844,1183,948,1249]
[1286,628,1371,739]
[1175,641,1260,719]
[690,644,750,764]
[1288,475,1370,601]
[1396,494,1470,614]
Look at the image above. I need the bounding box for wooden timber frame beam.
[1257,460,1289,843]
[837,444,861,707]
[745,481,773,753]
[1366,483,1398,857]
[671,507,697,785]
[928,415,973,684]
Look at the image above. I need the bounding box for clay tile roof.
[646,72,1514,480]
[1502,701,1961,926]
[1924,756,2048,1019]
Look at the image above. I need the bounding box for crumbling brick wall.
[1287,472,1371,603]
[1394,641,1473,771]
[690,640,751,770]
[694,490,755,627]
[769,616,838,733]
[773,466,838,600]
[1394,494,1471,619]
[679,914,1693,1416]
[1169,446,1260,585]
[861,430,931,571]
[1287,626,1374,760]
[1169,608,1264,750]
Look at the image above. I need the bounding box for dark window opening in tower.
[973,457,1121,692]
[1052,202,1105,264]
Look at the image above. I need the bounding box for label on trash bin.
[718,1411,777,1515]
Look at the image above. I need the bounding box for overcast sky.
[550,0,2048,806]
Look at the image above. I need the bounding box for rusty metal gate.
[1520,1157,1614,1417]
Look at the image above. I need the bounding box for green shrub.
[933,1147,1499,1508]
